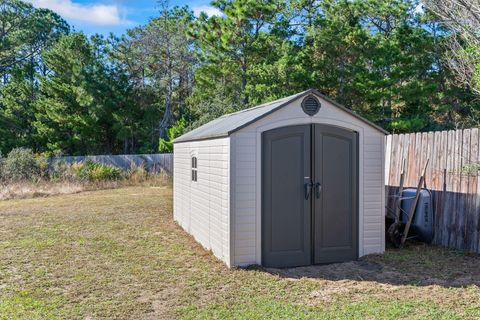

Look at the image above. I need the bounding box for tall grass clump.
[127,163,148,184]
[49,160,76,182]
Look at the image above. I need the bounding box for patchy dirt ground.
[268,247,480,311]
[270,246,480,287]
[1,186,480,319]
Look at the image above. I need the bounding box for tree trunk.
[158,41,173,142]
[123,135,128,154]
[241,60,248,105]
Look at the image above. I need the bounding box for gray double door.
[262,124,358,268]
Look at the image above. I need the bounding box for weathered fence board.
[49,153,174,175]
[474,129,480,252]
[386,128,480,253]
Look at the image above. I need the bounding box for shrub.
[2,148,42,182]
[71,161,123,182]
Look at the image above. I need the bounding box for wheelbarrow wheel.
[387,222,404,248]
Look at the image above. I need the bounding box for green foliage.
[297,0,464,131]
[187,0,480,133]
[70,161,123,182]
[0,0,68,155]
[114,6,196,153]
[33,33,131,155]
[1,0,480,156]
[461,163,480,176]
[1,148,43,182]
[470,46,480,93]
[0,0,68,76]
[159,117,187,153]
[48,160,164,184]
[189,0,285,115]
[0,291,61,320]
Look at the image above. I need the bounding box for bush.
[2,148,42,182]
[71,161,123,182]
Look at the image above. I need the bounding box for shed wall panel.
[173,137,231,265]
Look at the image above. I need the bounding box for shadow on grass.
[260,242,480,288]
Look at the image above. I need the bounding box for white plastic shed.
[173,89,387,268]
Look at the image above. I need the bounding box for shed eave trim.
[173,133,230,144]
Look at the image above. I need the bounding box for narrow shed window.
[191,156,198,182]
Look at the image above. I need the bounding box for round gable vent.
[301,95,321,116]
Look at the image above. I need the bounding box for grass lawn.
[1,186,480,319]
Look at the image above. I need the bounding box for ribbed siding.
[173,138,230,265]
[363,133,385,255]
[231,132,258,266]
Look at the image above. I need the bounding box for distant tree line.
[0,0,479,156]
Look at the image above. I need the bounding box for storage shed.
[173,89,387,268]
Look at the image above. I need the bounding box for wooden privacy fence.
[385,128,480,253]
[49,153,174,175]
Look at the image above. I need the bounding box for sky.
[26,0,222,35]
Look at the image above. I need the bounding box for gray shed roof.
[174,89,388,143]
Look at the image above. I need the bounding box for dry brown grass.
[0,174,170,201]
[0,181,85,200]
[1,186,480,319]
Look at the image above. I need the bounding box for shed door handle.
[315,182,322,199]
[304,182,313,200]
